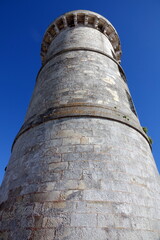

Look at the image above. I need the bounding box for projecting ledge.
[41,10,122,64]
[12,104,151,151]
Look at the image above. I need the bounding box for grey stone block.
[0,9,160,240]
[71,213,97,227]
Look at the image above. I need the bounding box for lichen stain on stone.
[66,65,76,68]
[74,90,88,95]
[97,100,104,104]
[106,87,119,102]
[57,88,70,94]
[101,76,116,85]
[53,202,66,209]
[83,70,93,75]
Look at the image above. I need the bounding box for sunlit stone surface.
[0,10,160,240]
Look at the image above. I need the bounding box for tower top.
[41,10,122,64]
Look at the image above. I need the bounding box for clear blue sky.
[0,0,160,184]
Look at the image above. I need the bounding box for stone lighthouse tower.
[0,10,160,240]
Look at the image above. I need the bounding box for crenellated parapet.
[41,10,122,64]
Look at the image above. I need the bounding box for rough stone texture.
[0,10,160,240]
[41,10,122,64]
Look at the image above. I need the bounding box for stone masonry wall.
[0,118,160,239]
[0,10,160,240]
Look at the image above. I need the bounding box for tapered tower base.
[0,10,160,240]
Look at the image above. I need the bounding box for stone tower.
[0,10,160,240]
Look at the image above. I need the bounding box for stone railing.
[41,10,122,64]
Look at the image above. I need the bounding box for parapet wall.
[41,10,122,64]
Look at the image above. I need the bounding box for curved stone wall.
[41,10,121,64]
[1,118,160,239]
[0,10,160,240]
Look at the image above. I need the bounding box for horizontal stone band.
[37,48,126,83]
[12,104,150,150]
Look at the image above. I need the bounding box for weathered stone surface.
[0,9,160,240]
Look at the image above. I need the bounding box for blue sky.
[0,0,160,184]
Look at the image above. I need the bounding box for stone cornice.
[41,10,122,64]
